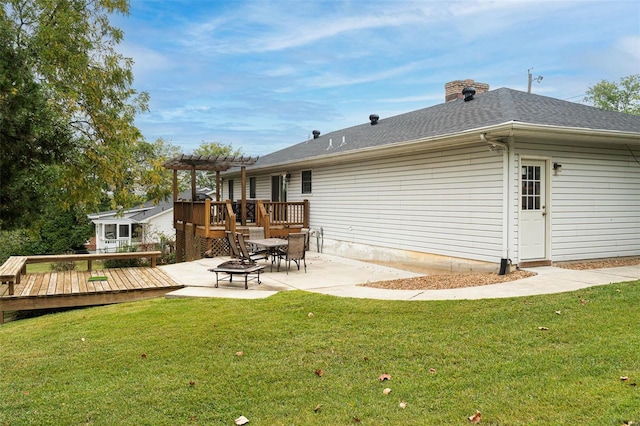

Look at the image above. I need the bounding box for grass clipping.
[360,270,536,290]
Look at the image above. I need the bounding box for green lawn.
[26,260,105,273]
[0,282,638,425]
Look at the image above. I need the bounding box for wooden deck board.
[1,267,184,321]
[47,273,58,296]
[70,271,80,294]
[30,274,45,297]
[22,274,37,297]
[147,268,171,287]
[112,268,133,290]
[38,273,51,296]
[62,271,72,295]
[130,267,156,289]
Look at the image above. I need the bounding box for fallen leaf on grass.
[620,376,629,381]
[468,410,482,424]
[429,368,437,373]
[81,337,86,342]
[555,310,561,315]
[314,404,322,412]
[315,369,323,377]
[353,416,361,423]
[189,380,196,387]
[379,373,391,381]
[235,351,244,357]
[580,299,588,305]
[235,415,250,425]
[383,388,392,395]
[308,312,314,318]
[538,327,549,331]
[141,353,147,359]
[399,401,407,409]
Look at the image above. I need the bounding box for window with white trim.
[301,170,312,194]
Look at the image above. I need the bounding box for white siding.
[145,210,175,242]
[284,145,506,263]
[516,140,640,261]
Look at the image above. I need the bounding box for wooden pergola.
[163,154,259,223]
[163,154,260,262]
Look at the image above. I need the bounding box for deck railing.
[262,201,308,226]
[174,199,307,237]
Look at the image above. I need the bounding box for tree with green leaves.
[0,14,75,228]
[584,74,640,115]
[1,0,156,230]
[192,141,244,190]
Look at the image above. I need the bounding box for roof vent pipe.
[462,87,476,102]
[312,130,321,139]
[369,114,379,125]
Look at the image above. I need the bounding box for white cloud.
[124,0,640,154]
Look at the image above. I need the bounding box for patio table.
[247,238,289,272]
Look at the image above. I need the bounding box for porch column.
[216,171,221,201]
[173,169,185,263]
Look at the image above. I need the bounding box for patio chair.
[248,227,269,256]
[249,227,265,240]
[301,228,310,252]
[236,232,269,263]
[226,231,242,259]
[278,232,307,274]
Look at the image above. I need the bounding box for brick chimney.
[445,79,490,102]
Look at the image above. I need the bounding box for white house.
[221,83,640,271]
[88,188,214,253]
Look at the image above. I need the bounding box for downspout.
[481,133,511,274]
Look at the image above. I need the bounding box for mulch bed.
[360,257,639,291]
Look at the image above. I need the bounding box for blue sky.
[112,0,640,156]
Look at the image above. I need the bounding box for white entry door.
[520,160,547,260]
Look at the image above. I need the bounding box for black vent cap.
[462,87,476,102]
[369,114,379,125]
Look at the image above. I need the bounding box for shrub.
[102,245,144,268]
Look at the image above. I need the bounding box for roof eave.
[224,120,640,176]
[507,122,640,144]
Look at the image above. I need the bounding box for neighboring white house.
[88,188,213,253]
[221,83,640,271]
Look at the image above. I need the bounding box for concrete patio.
[162,252,640,301]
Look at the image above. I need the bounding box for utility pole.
[528,68,543,93]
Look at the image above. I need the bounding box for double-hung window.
[301,170,312,194]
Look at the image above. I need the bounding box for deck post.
[241,166,247,226]
[303,199,310,229]
[216,171,221,201]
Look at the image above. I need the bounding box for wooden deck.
[0,267,183,323]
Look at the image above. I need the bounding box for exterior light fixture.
[553,162,562,172]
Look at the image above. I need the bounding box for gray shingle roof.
[88,188,214,222]
[251,87,640,169]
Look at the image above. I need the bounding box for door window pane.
[521,165,542,211]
